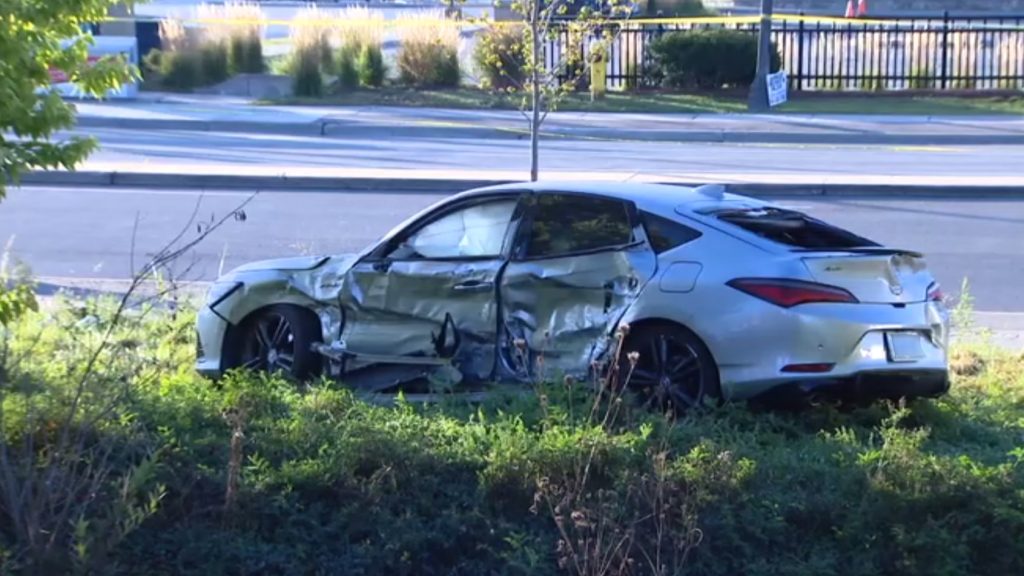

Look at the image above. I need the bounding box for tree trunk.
[529,1,542,182]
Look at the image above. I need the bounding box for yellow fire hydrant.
[590,41,608,101]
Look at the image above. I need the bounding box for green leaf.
[0,0,133,202]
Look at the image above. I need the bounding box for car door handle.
[453,280,494,292]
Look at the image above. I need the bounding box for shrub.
[288,6,332,97]
[397,11,461,89]
[198,41,230,85]
[197,1,266,76]
[358,44,386,88]
[645,0,713,17]
[145,48,204,90]
[229,32,265,74]
[474,24,528,91]
[149,18,205,90]
[650,28,781,90]
[292,48,324,97]
[335,45,360,90]
[1,294,1023,575]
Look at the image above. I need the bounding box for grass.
[264,88,1024,116]
[0,293,1022,574]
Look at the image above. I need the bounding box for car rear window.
[708,207,878,249]
[641,211,702,253]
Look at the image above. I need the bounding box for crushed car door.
[498,192,657,381]
[337,195,521,381]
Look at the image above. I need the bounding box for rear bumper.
[755,368,950,404]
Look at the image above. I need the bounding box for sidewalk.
[22,161,1024,196]
[69,92,1024,145]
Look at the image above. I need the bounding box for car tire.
[618,322,721,413]
[225,305,322,381]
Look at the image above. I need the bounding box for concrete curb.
[73,116,1024,146]
[19,169,1024,197]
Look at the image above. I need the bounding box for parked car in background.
[195,181,950,409]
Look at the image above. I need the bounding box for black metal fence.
[550,14,1024,91]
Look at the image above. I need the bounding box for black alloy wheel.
[620,324,720,413]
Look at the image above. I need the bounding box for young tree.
[486,0,634,181]
[0,0,135,201]
[0,0,133,322]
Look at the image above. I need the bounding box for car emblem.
[890,283,903,295]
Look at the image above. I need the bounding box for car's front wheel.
[225,305,322,380]
[619,322,720,413]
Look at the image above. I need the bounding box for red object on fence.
[845,0,856,18]
[857,0,868,16]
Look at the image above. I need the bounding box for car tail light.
[727,278,859,308]
[927,283,944,303]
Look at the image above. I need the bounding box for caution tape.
[100,13,1024,32]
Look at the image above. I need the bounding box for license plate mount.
[885,331,925,363]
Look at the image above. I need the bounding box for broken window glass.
[402,199,517,259]
[525,194,633,258]
[708,207,878,249]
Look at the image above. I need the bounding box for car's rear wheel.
[226,305,321,380]
[619,323,720,413]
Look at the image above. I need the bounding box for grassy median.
[265,88,1024,116]
[1,295,1022,574]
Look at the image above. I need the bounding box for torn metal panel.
[498,244,657,380]
[337,259,503,380]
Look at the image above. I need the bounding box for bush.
[145,48,203,90]
[199,41,230,85]
[2,296,1023,575]
[650,29,781,90]
[473,24,527,91]
[229,32,264,74]
[398,41,460,88]
[397,12,461,89]
[336,45,360,91]
[358,44,386,88]
[291,48,324,97]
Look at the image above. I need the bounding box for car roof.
[458,180,774,216]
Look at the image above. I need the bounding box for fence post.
[940,10,950,89]
[797,11,805,91]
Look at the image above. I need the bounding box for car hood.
[229,255,333,274]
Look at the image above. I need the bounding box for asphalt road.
[1,186,1022,314]
[67,126,1024,180]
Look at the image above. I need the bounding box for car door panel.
[498,193,658,380]
[500,246,656,380]
[339,259,504,379]
[336,195,522,381]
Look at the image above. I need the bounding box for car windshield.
[706,207,879,249]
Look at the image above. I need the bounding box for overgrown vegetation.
[0,287,1021,574]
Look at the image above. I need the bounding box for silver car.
[195,181,950,407]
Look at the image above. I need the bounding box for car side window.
[524,194,634,258]
[641,211,702,253]
[390,199,517,260]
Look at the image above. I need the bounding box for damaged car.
[195,181,950,407]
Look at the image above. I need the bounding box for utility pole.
[747,0,774,112]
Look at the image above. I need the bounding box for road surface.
[60,126,1024,181]
[1,186,1022,316]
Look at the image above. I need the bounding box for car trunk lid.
[797,248,934,304]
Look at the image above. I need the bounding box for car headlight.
[207,281,242,308]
